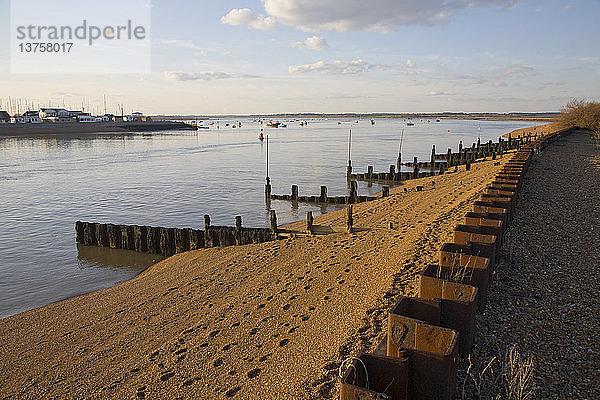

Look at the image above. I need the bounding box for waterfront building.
[76,113,96,123]
[11,111,42,123]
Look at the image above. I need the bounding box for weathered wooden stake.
[291,185,298,200]
[347,128,352,178]
[265,134,271,197]
[431,145,436,169]
[270,210,278,236]
[397,128,404,171]
[413,156,419,179]
[320,186,327,202]
[306,211,313,234]
[382,186,390,197]
[346,205,353,233]
[349,181,358,202]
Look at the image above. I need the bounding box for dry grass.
[435,253,477,284]
[461,344,535,400]
[556,99,600,139]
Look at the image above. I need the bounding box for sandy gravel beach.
[1,154,514,399]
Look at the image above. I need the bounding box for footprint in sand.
[247,368,261,379]
[213,358,224,367]
[225,387,241,397]
[182,378,196,387]
[279,339,289,347]
[160,371,175,381]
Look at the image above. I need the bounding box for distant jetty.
[0,121,196,137]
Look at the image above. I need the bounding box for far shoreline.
[0,121,196,138]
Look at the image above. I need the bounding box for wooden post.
[320,186,327,202]
[397,128,404,172]
[389,165,395,180]
[265,134,271,197]
[265,177,271,198]
[306,211,313,235]
[291,185,298,200]
[347,128,352,179]
[349,181,358,203]
[270,210,278,236]
[367,165,373,179]
[382,186,390,197]
[459,140,463,154]
[346,205,353,233]
[430,145,436,169]
[204,214,211,247]
[413,156,419,179]
[235,216,242,245]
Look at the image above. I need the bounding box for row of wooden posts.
[337,127,575,400]
[269,182,377,204]
[76,215,277,257]
[348,133,533,183]
[268,131,538,204]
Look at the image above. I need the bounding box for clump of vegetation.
[461,344,535,400]
[556,99,600,138]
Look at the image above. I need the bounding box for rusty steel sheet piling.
[339,354,409,400]
[386,317,458,400]
[408,280,478,357]
[421,260,489,313]
[453,224,499,261]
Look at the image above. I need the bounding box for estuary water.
[0,118,541,318]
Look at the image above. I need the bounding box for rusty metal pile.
[338,127,575,400]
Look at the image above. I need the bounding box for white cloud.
[221,8,276,30]
[164,71,259,81]
[292,36,328,50]
[288,59,389,75]
[262,0,519,33]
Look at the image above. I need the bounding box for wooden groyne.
[75,215,276,257]
[349,136,519,183]
[270,183,377,204]
[338,127,576,399]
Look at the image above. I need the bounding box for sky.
[0,0,599,115]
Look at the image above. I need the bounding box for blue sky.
[1,0,599,115]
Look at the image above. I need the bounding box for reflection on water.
[77,244,164,271]
[0,118,543,319]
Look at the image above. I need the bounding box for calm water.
[0,118,542,318]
